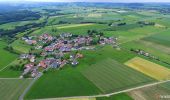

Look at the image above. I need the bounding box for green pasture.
[0,79,32,100]
[0,41,18,70]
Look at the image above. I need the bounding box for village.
[20,32,118,78]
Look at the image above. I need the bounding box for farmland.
[25,68,101,99]
[0,79,32,100]
[128,82,170,100]
[125,57,170,80]
[82,58,155,93]
[0,2,170,100]
[0,41,18,70]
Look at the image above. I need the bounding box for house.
[20,54,29,59]
[50,61,60,68]
[38,60,47,68]
[60,33,72,38]
[71,60,79,66]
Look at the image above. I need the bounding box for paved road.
[19,72,43,100]
[36,80,170,100]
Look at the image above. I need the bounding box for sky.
[0,0,170,3]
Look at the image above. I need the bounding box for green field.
[143,29,170,47]
[97,93,133,100]
[30,23,110,36]
[25,68,101,99]
[0,79,32,100]
[82,58,155,93]
[0,41,18,70]
[121,39,170,68]
[11,39,32,53]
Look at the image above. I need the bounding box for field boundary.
[0,59,17,72]
[34,80,170,100]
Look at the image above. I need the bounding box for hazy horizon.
[0,0,170,3]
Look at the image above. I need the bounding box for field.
[0,78,32,100]
[125,57,170,80]
[30,23,110,36]
[11,39,32,53]
[121,40,170,67]
[143,29,170,47]
[82,58,155,93]
[128,82,170,100]
[25,68,101,99]
[0,41,18,70]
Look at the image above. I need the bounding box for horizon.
[0,0,170,3]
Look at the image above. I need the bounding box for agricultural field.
[0,79,33,100]
[143,29,170,47]
[121,39,170,67]
[0,41,18,70]
[1,2,170,100]
[125,57,170,80]
[11,39,32,53]
[128,82,170,100]
[25,68,101,99]
[82,58,155,93]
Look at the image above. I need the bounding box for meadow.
[0,41,18,70]
[143,29,170,47]
[0,78,32,100]
[25,68,101,99]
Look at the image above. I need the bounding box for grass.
[96,93,133,100]
[143,29,170,47]
[25,68,101,99]
[0,41,18,70]
[0,78,32,100]
[11,39,32,53]
[0,59,27,78]
[121,40,170,68]
[82,58,155,93]
[30,23,110,36]
[125,57,170,80]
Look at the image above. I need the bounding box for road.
[36,80,170,100]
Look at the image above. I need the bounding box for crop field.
[30,23,109,35]
[143,29,170,47]
[82,58,155,93]
[121,40,170,67]
[0,78,32,100]
[128,82,170,100]
[0,41,18,70]
[125,57,170,80]
[25,68,101,99]
[0,59,27,78]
